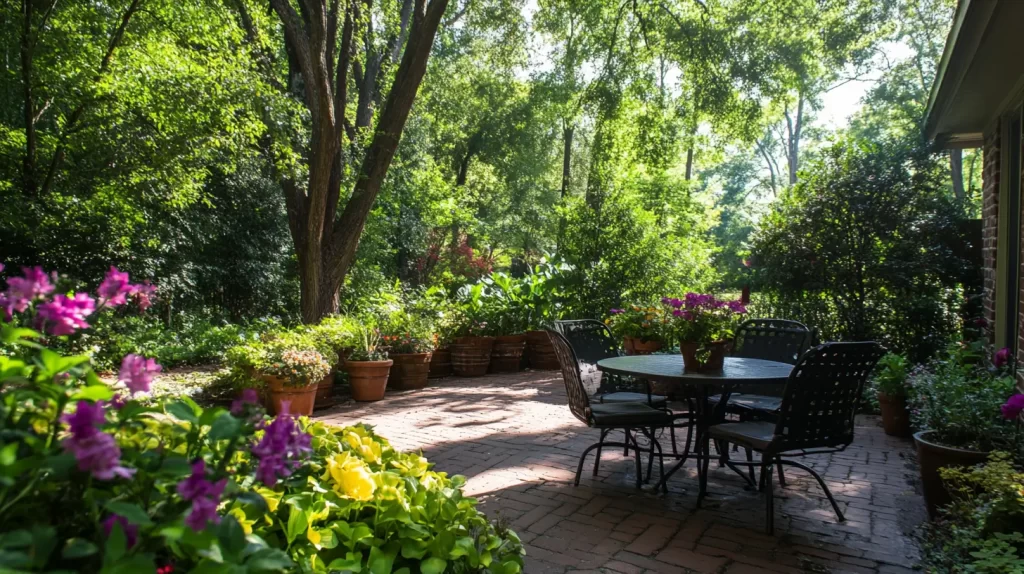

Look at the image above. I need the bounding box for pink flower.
[1001,394,1024,421]
[134,281,157,311]
[103,514,139,548]
[251,413,312,486]
[994,347,1011,368]
[119,354,161,394]
[176,460,225,531]
[4,266,54,314]
[36,293,95,336]
[97,267,135,307]
[727,300,748,314]
[61,401,135,481]
[230,388,260,416]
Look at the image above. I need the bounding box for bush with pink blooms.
[0,264,524,573]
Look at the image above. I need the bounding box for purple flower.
[670,298,683,308]
[36,293,95,336]
[994,347,1011,368]
[1001,394,1024,421]
[103,514,139,548]
[230,388,260,416]
[5,266,55,312]
[134,281,157,311]
[609,308,624,315]
[251,414,312,486]
[119,354,161,394]
[176,460,226,531]
[97,267,135,307]
[727,300,748,314]
[61,401,135,481]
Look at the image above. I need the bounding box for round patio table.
[596,355,793,497]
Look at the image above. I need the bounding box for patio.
[316,371,925,574]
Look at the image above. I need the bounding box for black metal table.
[596,355,792,498]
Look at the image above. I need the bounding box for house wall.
[982,130,999,345]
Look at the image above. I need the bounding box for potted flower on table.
[606,304,666,355]
[344,326,393,401]
[664,294,747,372]
[909,342,1021,517]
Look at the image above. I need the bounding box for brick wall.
[982,130,1000,345]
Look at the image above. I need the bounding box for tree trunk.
[950,148,965,200]
[784,94,803,185]
[20,0,35,196]
[684,147,694,181]
[560,123,573,198]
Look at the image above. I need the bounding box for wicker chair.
[705,341,885,534]
[547,329,673,488]
[552,319,667,405]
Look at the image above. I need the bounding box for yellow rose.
[323,452,376,501]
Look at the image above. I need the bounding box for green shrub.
[922,453,1024,573]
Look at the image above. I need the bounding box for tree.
[231,0,452,322]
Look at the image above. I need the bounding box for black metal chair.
[547,329,672,488]
[705,341,885,534]
[552,319,667,406]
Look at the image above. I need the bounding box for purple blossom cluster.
[119,354,162,394]
[251,413,312,486]
[176,460,227,531]
[61,401,135,481]
[661,293,748,316]
[102,514,139,548]
[994,347,1011,368]
[1001,393,1024,421]
[0,265,157,336]
[230,388,261,417]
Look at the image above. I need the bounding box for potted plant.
[257,339,331,416]
[382,313,434,391]
[343,326,392,401]
[908,343,1020,517]
[664,294,746,371]
[489,295,529,373]
[606,304,665,355]
[872,352,912,436]
[450,284,496,376]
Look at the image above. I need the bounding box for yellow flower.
[228,508,255,535]
[323,452,376,501]
[256,487,281,513]
[343,431,382,463]
[307,525,321,546]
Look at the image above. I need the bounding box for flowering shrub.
[908,342,1020,451]
[0,264,524,572]
[605,304,667,342]
[663,293,747,344]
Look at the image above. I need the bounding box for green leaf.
[0,443,17,466]
[216,515,246,557]
[368,542,399,574]
[62,538,99,560]
[327,553,363,572]
[244,548,293,572]
[166,400,199,423]
[420,557,447,574]
[105,501,154,526]
[284,509,307,545]
[235,491,268,515]
[70,384,115,402]
[188,559,245,574]
[99,553,158,574]
[103,522,127,565]
[207,412,241,441]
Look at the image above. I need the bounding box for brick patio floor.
[316,371,926,574]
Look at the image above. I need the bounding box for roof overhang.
[924,0,1024,148]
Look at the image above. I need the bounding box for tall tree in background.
[232,0,451,322]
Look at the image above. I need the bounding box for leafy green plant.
[346,325,389,362]
[907,341,1019,451]
[872,352,910,397]
[605,303,667,343]
[664,294,747,345]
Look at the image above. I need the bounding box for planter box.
[623,337,662,356]
[428,348,452,378]
[914,430,989,518]
[452,336,494,377]
[346,360,393,401]
[878,392,911,437]
[262,374,317,416]
[388,352,432,390]
[490,335,526,373]
[525,330,559,370]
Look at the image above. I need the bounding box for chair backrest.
[733,318,812,365]
[773,341,885,452]
[553,320,619,394]
[547,329,593,426]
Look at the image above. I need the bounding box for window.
[997,109,1023,360]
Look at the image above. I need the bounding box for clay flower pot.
[914,430,989,519]
[429,348,452,378]
[624,337,663,356]
[680,340,731,372]
[314,371,337,409]
[490,334,527,373]
[345,360,393,401]
[878,392,911,437]
[262,375,318,416]
[525,330,559,370]
[388,352,432,391]
[452,336,495,377]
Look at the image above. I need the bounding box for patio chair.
[547,329,673,488]
[552,319,667,406]
[705,341,884,534]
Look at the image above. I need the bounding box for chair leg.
[745,448,756,486]
[669,425,678,455]
[780,460,844,522]
[629,431,643,489]
[763,457,775,535]
[776,462,786,488]
[574,434,629,487]
[715,439,726,467]
[645,428,656,483]
[623,429,630,456]
[593,429,609,476]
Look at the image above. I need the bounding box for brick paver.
[317,371,925,573]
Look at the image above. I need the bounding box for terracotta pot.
[491,334,527,373]
[345,360,393,401]
[624,337,663,356]
[314,371,337,409]
[429,348,452,378]
[262,375,318,416]
[878,392,911,437]
[680,340,732,372]
[452,336,495,377]
[525,330,560,370]
[388,352,432,390]
[914,430,989,519]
